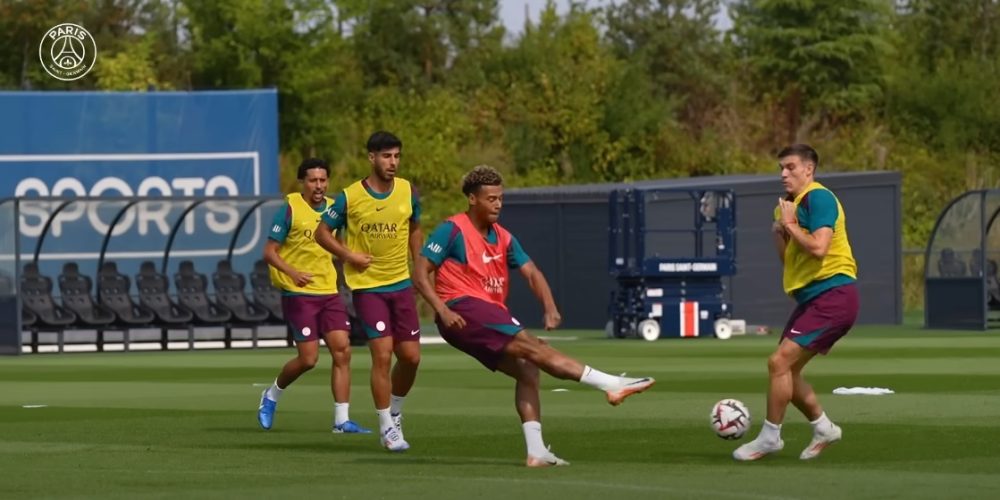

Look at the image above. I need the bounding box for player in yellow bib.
[256,158,370,434]
[734,144,859,462]
[315,132,422,451]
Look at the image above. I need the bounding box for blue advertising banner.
[0,90,281,279]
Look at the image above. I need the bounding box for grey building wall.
[500,171,902,330]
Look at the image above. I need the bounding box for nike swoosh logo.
[410,330,419,336]
[790,329,802,334]
[375,207,386,211]
[481,251,502,264]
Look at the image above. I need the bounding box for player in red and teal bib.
[413,165,656,467]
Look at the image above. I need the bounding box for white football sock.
[265,379,284,402]
[390,394,406,416]
[376,408,393,432]
[810,412,833,433]
[522,421,548,458]
[334,402,350,426]
[579,366,619,391]
[759,420,782,443]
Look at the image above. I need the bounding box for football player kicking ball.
[413,165,655,467]
[734,144,859,461]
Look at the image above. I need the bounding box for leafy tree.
[605,0,729,130]
[731,0,893,142]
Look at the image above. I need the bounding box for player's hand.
[347,252,374,271]
[778,198,798,228]
[771,220,786,236]
[291,271,313,287]
[543,309,562,331]
[440,308,466,330]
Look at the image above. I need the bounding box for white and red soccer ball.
[710,399,750,440]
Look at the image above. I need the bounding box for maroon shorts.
[353,287,421,342]
[782,284,859,354]
[435,297,524,371]
[281,294,351,343]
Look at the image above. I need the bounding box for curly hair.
[461,165,503,196]
[297,157,329,180]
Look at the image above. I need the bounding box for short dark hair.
[367,131,402,153]
[461,165,503,196]
[297,157,329,180]
[778,144,819,168]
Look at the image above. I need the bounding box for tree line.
[3,0,999,308]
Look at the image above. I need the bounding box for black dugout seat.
[21,263,76,327]
[174,261,231,324]
[250,259,284,321]
[213,261,269,323]
[136,261,194,324]
[99,262,155,325]
[59,263,116,327]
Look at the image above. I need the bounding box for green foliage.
[731,0,893,139]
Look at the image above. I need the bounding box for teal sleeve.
[411,187,421,223]
[321,191,347,231]
[804,189,839,231]
[507,235,531,269]
[422,221,458,266]
[268,203,292,243]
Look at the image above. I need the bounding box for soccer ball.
[710,399,750,440]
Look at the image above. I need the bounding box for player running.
[315,132,422,452]
[412,165,655,467]
[257,158,370,434]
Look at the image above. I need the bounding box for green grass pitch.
[2,325,999,499]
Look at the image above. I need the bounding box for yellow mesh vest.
[269,193,338,294]
[775,182,858,296]
[342,178,412,290]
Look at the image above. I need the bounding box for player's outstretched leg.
[503,332,655,405]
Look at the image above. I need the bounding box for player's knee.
[332,344,351,363]
[370,349,392,368]
[400,351,420,368]
[767,352,791,374]
[299,353,319,370]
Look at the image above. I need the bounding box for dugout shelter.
[925,190,1000,329]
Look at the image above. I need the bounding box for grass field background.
[2,325,999,499]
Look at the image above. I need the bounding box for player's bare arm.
[412,254,465,330]
[408,221,423,263]
[263,239,312,287]
[778,198,833,258]
[518,261,561,330]
[314,222,373,271]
